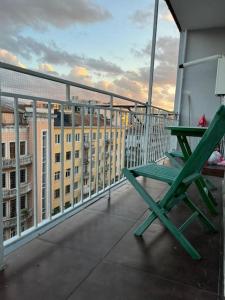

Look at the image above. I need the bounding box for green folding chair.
[123,105,225,259]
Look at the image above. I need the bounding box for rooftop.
[0,176,223,300]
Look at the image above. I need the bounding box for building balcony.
[83,158,89,165]
[2,182,32,199]
[83,142,89,149]
[3,208,33,229]
[2,154,32,169]
[0,177,223,299]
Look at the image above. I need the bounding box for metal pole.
[144,0,159,164]
[147,0,159,106]
[175,30,187,119]
[0,91,4,270]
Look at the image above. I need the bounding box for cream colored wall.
[52,125,125,211]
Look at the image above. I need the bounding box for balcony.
[0,61,223,300]
[3,208,33,229]
[0,176,223,299]
[2,182,32,199]
[2,155,32,169]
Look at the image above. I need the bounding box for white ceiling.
[167,0,225,31]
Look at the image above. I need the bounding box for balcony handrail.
[0,61,174,113]
[0,61,178,261]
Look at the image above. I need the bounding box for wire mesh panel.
[0,62,177,252]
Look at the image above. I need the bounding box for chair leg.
[183,194,217,233]
[134,211,157,236]
[204,178,217,191]
[195,178,218,214]
[158,213,201,259]
[124,169,201,259]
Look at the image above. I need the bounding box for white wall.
[175,27,225,126]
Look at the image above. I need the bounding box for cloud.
[38,63,58,75]
[0,34,124,75]
[68,66,92,86]
[0,0,111,32]
[129,7,153,28]
[152,83,175,110]
[0,49,26,68]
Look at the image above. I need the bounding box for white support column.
[0,92,4,271]
[174,30,187,119]
[144,0,159,164]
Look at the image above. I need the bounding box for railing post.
[108,95,113,200]
[0,91,4,270]
[66,84,70,101]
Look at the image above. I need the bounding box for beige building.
[52,108,125,214]
[1,102,126,240]
[1,105,33,240]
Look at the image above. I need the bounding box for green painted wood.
[123,105,225,259]
[179,211,199,232]
[123,168,201,259]
[166,126,207,137]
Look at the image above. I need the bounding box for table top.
[166,126,207,137]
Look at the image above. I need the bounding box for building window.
[10,228,16,238]
[92,132,96,140]
[83,178,88,185]
[84,133,89,142]
[91,147,95,155]
[20,195,26,209]
[54,189,60,198]
[10,142,15,159]
[20,169,26,183]
[65,185,70,194]
[10,171,16,189]
[55,153,60,163]
[74,182,78,190]
[55,134,60,144]
[20,141,26,156]
[74,197,79,204]
[99,133,102,139]
[66,151,71,160]
[10,199,16,218]
[65,168,71,177]
[3,202,6,218]
[75,150,79,158]
[74,166,79,175]
[2,143,5,158]
[66,134,71,143]
[75,133,80,141]
[54,171,60,180]
[2,173,6,188]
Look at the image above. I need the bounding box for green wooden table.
[166,126,217,214]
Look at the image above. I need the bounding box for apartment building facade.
[1,105,33,240]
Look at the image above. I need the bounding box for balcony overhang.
[165,0,225,31]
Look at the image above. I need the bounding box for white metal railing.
[0,61,177,261]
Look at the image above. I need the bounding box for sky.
[0,0,179,110]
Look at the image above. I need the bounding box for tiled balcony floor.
[0,176,223,300]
